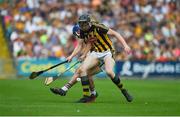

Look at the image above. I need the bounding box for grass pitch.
[0,77,180,116]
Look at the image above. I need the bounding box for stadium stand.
[0,21,15,77]
[0,23,9,59]
[0,0,179,61]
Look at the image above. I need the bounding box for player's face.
[79,21,91,31]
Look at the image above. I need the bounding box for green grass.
[0,78,180,116]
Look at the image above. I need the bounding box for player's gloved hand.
[66,55,73,62]
[124,45,131,54]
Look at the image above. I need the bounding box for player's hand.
[124,45,131,54]
[66,55,73,62]
[79,55,86,62]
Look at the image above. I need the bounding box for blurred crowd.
[0,0,179,61]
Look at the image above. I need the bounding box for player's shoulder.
[92,22,109,33]
[92,22,107,29]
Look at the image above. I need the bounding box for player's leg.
[88,75,98,97]
[76,61,102,103]
[79,54,99,77]
[87,63,103,98]
[50,64,98,98]
[104,55,115,79]
[76,55,99,103]
[104,55,133,102]
[88,62,103,76]
[77,75,98,103]
[50,70,79,96]
[65,67,98,97]
[79,55,99,96]
[54,52,100,98]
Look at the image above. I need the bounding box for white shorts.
[90,50,112,61]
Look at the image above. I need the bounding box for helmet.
[78,14,92,31]
[72,24,80,38]
[78,14,91,23]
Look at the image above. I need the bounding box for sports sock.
[61,83,72,91]
[111,75,124,90]
[91,90,96,96]
[81,76,91,97]
[89,85,95,95]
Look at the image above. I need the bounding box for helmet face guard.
[78,14,91,31]
[78,21,91,31]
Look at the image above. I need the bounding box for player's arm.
[66,39,84,62]
[107,28,131,54]
[79,42,92,61]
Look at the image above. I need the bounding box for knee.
[79,67,86,73]
[75,68,81,75]
[78,67,88,76]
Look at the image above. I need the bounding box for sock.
[61,83,72,91]
[89,85,95,95]
[112,75,124,90]
[81,76,91,97]
[91,90,96,96]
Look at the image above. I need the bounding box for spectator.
[0,0,179,61]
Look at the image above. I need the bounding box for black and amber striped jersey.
[79,22,114,52]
